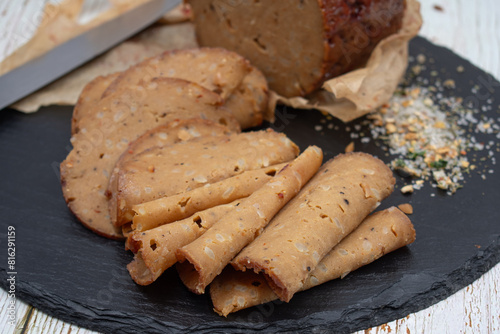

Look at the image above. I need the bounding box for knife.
[0,0,181,111]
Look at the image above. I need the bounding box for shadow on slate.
[0,36,499,334]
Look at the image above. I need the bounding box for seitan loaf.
[189,0,405,97]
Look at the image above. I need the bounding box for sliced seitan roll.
[130,163,287,231]
[211,207,416,316]
[175,146,323,294]
[108,118,237,227]
[60,78,240,239]
[189,0,405,97]
[111,129,299,226]
[127,200,243,286]
[232,152,395,302]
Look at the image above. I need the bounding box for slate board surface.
[0,37,499,334]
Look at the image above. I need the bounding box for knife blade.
[0,0,181,111]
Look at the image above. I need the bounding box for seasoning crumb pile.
[312,55,499,196]
[368,82,499,195]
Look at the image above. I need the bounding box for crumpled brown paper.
[269,0,422,123]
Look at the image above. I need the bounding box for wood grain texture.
[419,0,500,80]
[0,0,54,62]
[357,264,500,333]
[0,0,498,333]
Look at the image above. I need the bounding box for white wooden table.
[1,0,499,333]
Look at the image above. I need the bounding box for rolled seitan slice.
[112,129,299,226]
[72,72,120,134]
[60,78,240,239]
[211,207,416,316]
[232,152,395,302]
[175,146,323,294]
[127,200,243,285]
[189,0,405,97]
[103,48,250,101]
[131,163,287,231]
[108,118,236,226]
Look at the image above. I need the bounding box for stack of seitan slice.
[61,47,273,239]
[61,78,239,239]
[110,129,299,226]
[211,206,416,316]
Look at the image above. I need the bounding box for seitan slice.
[108,118,236,226]
[175,146,323,294]
[232,152,395,302]
[71,72,120,134]
[102,47,250,100]
[211,207,415,316]
[130,163,287,230]
[61,77,240,239]
[112,129,299,226]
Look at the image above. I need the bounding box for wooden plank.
[22,308,98,334]
[0,0,50,62]
[356,263,500,333]
[0,288,32,334]
[419,0,500,80]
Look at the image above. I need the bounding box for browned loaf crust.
[60,77,240,239]
[189,0,405,97]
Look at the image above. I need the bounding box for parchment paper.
[269,0,422,122]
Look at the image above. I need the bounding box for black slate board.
[0,37,499,334]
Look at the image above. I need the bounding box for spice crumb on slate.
[345,142,355,153]
[398,203,413,214]
[307,54,498,196]
[366,82,499,195]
